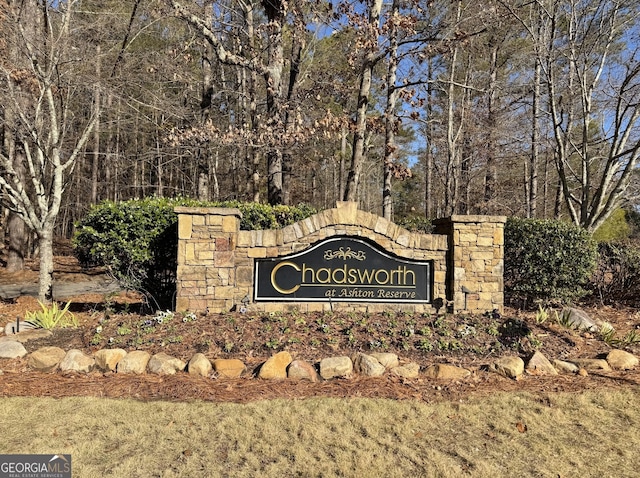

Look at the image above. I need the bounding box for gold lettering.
[301,263,315,283]
[357,269,376,284]
[374,269,389,284]
[316,268,331,283]
[271,261,301,294]
[348,268,358,284]
[403,267,416,286]
[332,265,348,284]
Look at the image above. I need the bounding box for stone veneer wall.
[434,215,507,313]
[175,202,506,315]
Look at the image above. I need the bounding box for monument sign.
[254,236,432,303]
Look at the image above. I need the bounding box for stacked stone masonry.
[176,202,506,315]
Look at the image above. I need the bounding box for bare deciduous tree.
[0,0,96,301]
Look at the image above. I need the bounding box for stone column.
[175,207,242,313]
[434,215,506,314]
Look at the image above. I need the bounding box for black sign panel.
[254,236,432,303]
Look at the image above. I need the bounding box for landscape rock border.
[1,333,637,383]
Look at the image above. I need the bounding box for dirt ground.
[1,253,639,403]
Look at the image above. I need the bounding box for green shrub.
[627,208,640,239]
[73,197,182,309]
[592,208,631,243]
[395,214,433,233]
[504,218,598,305]
[588,241,640,304]
[73,197,316,309]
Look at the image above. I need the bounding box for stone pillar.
[434,215,506,314]
[175,207,242,312]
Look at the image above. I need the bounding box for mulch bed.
[2,367,639,403]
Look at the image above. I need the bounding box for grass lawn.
[2,388,640,477]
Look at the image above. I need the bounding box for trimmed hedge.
[504,218,598,305]
[73,198,316,309]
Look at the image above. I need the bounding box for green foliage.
[554,309,574,328]
[395,214,433,233]
[73,197,183,309]
[535,305,549,324]
[592,208,631,243]
[215,201,317,230]
[627,209,640,239]
[25,301,78,329]
[599,323,616,345]
[504,218,598,305]
[589,241,640,304]
[73,198,316,309]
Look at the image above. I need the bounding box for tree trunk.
[244,6,260,203]
[5,135,26,272]
[281,29,304,206]
[91,44,101,204]
[263,0,286,205]
[424,58,435,219]
[344,0,383,202]
[528,15,542,219]
[483,42,498,213]
[339,125,347,201]
[443,1,464,215]
[6,212,26,272]
[382,0,399,220]
[38,229,54,302]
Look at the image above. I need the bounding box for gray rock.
[369,352,399,369]
[525,351,558,375]
[0,329,52,343]
[353,353,385,377]
[287,360,319,382]
[390,362,421,379]
[320,356,353,379]
[570,358,611,371]
[60,349,95,373]
[188,353,212,377]
[117,350,151,374]
[606,349,639,370]
[148,353,186,375]
[0,340,28,359]
[28,347,66,372]
[3,320,37,335]
[491,356,524,379]
[559,307,600,332]
[94,349,127,372]
[423,363,470,380]
[553,359,579,374]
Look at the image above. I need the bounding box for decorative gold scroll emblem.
[323,247,366,261]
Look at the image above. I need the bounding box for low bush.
[504,218,598,306]
[395,214,433,233]
[73,197,316,309]
[588,241,640,305]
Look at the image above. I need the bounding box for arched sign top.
[254,236,432,303]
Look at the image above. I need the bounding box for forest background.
[1,0,640,301]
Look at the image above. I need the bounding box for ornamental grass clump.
[25,301,78,329]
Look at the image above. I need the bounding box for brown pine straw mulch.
[2,368,640,404]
